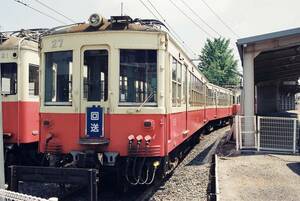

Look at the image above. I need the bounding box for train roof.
[0,36,38,51]
[207,82,233,94]
[43,16,166,36]
[0,29,47,51]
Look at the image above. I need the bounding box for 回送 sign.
[86,106,103,138]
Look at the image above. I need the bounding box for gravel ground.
[149,126,230,201]
[218,154,300,201]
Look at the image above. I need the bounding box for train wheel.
[157,157,168,179]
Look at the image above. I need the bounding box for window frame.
[44,50,73,106]
[0,62,18,95]
[171,57,182,107]
[189,73,205,107]
[28,63,39,97]
[82,49,109,102]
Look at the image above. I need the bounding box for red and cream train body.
[0,31,40,164]
[38,15,238,184]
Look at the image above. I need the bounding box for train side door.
[183,64,188,130]
[79,46,109,142]
[215,90,218,118]
[213,90,218,118]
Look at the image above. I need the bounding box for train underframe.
[8,116,232,193]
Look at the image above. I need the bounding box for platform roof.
[237,27,300,59]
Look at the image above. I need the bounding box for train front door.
[79,46,110,142]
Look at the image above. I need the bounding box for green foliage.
[198,37,239,86]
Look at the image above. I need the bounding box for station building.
[237,28,300,152]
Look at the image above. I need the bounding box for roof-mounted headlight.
[88,13,103,27]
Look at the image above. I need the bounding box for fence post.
[257,116,260,152]
[293,119,297,154]
[235,115,239,151]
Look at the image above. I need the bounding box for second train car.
[0,29,44,166]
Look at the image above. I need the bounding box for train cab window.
[0,63,17,95]
[29,64,39,96]
[172,58,182,107]
[83,50,108,101]
[119,49,157,104]
[45,51,73,105]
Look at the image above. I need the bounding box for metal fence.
[236,115,299,153]
[0,189,57,201]
[236,116,257,149]
[258,116,297,153]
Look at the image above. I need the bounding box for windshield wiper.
[136,91,154,112]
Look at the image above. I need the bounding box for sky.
[2,0,300,70]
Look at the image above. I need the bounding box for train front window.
[45,51,73,105]
[83,50,108,101]
[119,49,157,104]
[0,63,17,95]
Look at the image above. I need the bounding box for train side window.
[172,58,177,106]
[45,51,73,105]
[206,88,214,106]
[29,64,39,96]
[189,74,204,107]
[119,49,157,104]
[0,62,17,95]
[172,58,182,107]
[83,50,108,101]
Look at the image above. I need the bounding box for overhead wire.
[145,0,197,56]
[139,0,160,21]
[167,0,213,38]
[145,0,186,45]
[139,0,198,57]
[13,0,67,25]
[200,0,240,38]
[32,0,76,23]
[179,0,221,37]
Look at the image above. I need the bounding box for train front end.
[39,15,168,185]
[0,32,40,166]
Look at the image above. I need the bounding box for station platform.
[217,154,300,201]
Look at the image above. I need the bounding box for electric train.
[9,15,239,190]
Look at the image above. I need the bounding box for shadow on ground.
[185,142,216,166]
[287,162,300,176]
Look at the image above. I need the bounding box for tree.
[198,37,239,86]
